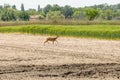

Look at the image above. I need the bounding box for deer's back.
[47,37,57,41]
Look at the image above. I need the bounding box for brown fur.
[44,36,59,45]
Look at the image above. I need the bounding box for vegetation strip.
[0,25,120,39]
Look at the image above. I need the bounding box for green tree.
[51,4,61,11]
[61,5,73,18]
[21,3,25,11]
[85,8,99,20]
[0,8,3,20]
[46,11,65,21]
[1,8,17,21]
[26,9,37,15]
[18,11,29,21]
[104,9,113,20]
[73,10,85,20]
[4,4,11,8]
[117,4,120,9]
[38,5,40,12]
[12,5,16,10]
[100,9,113,20]
[0,5,3,9]
[43,4,52,15]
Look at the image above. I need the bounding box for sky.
[0,0,120,10]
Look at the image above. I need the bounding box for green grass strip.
[0,25,120,40]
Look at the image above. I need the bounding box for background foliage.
[0,3,120,21]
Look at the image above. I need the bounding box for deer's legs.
[44,40,48,45]
[54,40,58,45]
[56,40,58,44]
[52,41,54,45]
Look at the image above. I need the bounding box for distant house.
[113,16,120,20]
[29,15,40,21]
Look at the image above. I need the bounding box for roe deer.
[44,36,59,45]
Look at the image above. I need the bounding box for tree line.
[0,3,120,21]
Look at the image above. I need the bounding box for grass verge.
[0,25,120,40]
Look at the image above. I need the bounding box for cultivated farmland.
[0,25,120,80]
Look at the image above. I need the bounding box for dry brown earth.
[0,33,119,80]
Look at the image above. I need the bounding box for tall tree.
[18,11,29,21]
[117,3,120,9]
[73,10,85,20]
[1,8,17,21]
[51,4,61,11]
[43,4,52,15]
[46,11,65,21]
[26,9,37,15]
[38,5,40,12]
[12,5,16,10]
[85,8,99,20]
[21,3,25,11]
[104,9,113,20]
[61,5,73,18]
[0,5,3,9]
[4,4,11,8]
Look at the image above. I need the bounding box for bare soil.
[0,33,119,80]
